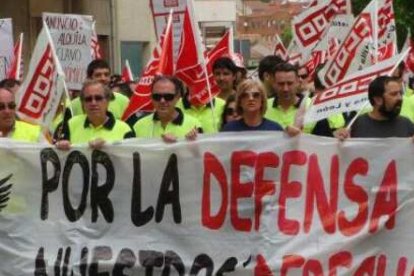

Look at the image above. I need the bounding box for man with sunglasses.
[54,80,134,150]
[133,76,202,143]
[0,88,42,142]
[68,59,130,120]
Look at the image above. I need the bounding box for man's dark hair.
[368,76,401,106]
[87,59,110,78]
[212,57,237,74]
[313,65,326,91]
[273,62,298,76]
[151,75,184,95]
[258,55,284,81]
[0,78,21,90]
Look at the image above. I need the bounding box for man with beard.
[335,76,414,139]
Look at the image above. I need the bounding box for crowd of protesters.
[1,53,414,148]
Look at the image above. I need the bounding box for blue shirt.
[221,118,283,132]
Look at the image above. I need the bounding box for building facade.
[0,0,236,78]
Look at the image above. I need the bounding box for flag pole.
[373,0,379,64]
[16,33,23,80]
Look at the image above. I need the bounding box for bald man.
[0,88,42,142]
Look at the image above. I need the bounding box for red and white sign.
[292,0,351,52]
[305,49,409,124]
[319,0,396,87]
[16,23,65,128]
[43,13,93,90]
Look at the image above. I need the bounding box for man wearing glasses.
[0,88,41,142]
[69,59,130,119]
[54,80,134,150]
[133,76,202,143]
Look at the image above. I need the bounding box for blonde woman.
[221,79,283,132]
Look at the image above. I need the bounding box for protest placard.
[43,13,93,90]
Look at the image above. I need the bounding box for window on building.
[121,41,145,78]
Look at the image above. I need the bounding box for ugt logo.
[0,174,13,212]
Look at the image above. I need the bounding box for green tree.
[280,27,292,47]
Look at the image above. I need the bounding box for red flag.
[7,33,24,81]
[202,29,233,99]
[206,29,232,64]
[121,60,134,82]
[157,11,174,76]
[91,21,102,59]
[175,7,216,106]
[121,12,174,120]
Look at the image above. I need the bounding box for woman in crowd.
[220,95,241,130]
[221,79,283,131]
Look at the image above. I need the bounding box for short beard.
[379,101,401,119]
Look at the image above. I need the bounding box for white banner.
[0,18,14,80]
[1,133,414,274]
[43,13,93,90]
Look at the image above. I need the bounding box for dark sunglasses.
[299,74,309,80]
[225,107,238,116]
[152,93,176,102]
[0,102,16,111]
[82,95,106,103]
[241,92,261,99]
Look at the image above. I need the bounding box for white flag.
[318,0,396,87]
[16,22,65,128]
[304,49,409,124]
